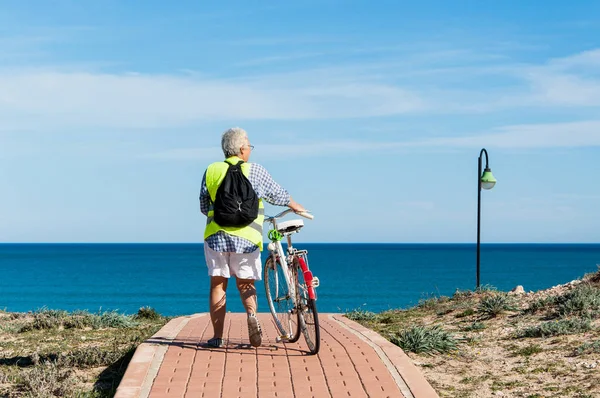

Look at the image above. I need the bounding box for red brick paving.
[115,313,439,398]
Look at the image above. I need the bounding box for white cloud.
[547,49,600,70]
[514,49,600,108]
[425,120,600,149]
[0,71,424,130]
[1,47,600,132]
[142,119,600,161]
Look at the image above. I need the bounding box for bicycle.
[263,208,321,355]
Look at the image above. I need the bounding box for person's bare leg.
[236,278,257,314]
[237,278,262,347]
[210,276,228,339]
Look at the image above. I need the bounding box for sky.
[1,0,599,243]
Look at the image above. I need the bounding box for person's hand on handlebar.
[288,197,306,213]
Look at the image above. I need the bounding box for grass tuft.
[59,345,136,368]
[477,293,519,319]
[345,308,378,322]
[453,288,474,300]
[475,284,497,293]
[519,318,593,338]
[462,321,486,332]
[134,306,161,320]
[17,309,138,333]
[417,295,450,310]
[524,296,559,314]
[556,284,600,318]
[15,362,77,397]
[455,308,475,318]
[513,344,543,357]
[390,325,457,354]
[573,340,600,356]
[98,311,137,328]
[0,368,12,384]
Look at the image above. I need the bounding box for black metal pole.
[477,154,482,289]
[477,148,489,289]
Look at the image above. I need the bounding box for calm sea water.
[1,244,599,316]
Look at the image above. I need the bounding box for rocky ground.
[347,269,600,398]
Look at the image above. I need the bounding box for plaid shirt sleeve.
[199,170,211,216]
[249,163,291,206]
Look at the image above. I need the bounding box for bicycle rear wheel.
[295,258,320,355]
[264,256,300,341]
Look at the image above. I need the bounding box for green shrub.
[417,295,450,310]
[0,369,11,384]
[32,308,68,330]
[513,344,543,356]
[520,318,592,338]
[15,362,76,397]
[134,306,161,320]
[377,313,396,324]
[455,308,475,318]
[462,322,486,332]
[63,311,98,329]
[97,311,137,328]
[390,325,457,354]
[477,294,518,319]
[475,284,497,293]
[436,308,453,316]
[18,309,137,332]
[556,284,600,318]
[345,308,378,322]
[525,296,559,314]
[453,289,473,300]
[573,340,600,356]
[58,345,135,368]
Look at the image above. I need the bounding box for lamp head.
[480,168,496,190]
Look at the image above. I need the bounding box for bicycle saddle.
[277,219,304,235]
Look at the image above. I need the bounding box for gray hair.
[221,127,248,157]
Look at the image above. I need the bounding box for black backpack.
[213,161,259,227]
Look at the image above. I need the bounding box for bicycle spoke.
[264,257,299,341]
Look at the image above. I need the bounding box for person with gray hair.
[199,127,306,348]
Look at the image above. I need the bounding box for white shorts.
[204,245,262,280]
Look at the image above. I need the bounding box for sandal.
[247,313,262,347]
[203,337,224,348]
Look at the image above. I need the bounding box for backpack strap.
[225,159,244,167]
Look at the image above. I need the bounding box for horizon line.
[1,242,599,245]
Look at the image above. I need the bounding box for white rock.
[493,392,504,396]
[510,285,525,294]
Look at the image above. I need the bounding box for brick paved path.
[115,313,439,398]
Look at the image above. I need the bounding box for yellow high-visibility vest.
[204,156,265,250]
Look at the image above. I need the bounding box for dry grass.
[347,272,600,398]
[0,307,168,398]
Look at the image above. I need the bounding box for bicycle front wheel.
[264,256,300,341]
[295,258,320,355]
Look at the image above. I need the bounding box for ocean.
[1,244,599,316]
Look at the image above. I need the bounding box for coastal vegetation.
[3,270,600,397]
[346,267,600,398]
[0,307,168,397]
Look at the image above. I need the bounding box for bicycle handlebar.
[296,211,314,220]
[265,208,314,222]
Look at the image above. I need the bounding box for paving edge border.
[114,314,206,398]
[330,314,440,398]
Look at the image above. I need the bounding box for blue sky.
[1,1,599,243]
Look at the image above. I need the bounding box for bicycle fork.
[296,255,319,300]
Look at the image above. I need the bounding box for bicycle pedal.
[276,335,291,343]
[311,276,320,288]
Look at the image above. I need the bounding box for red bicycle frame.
[296,254,316,300]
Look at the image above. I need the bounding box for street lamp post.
[477,148,497,289]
